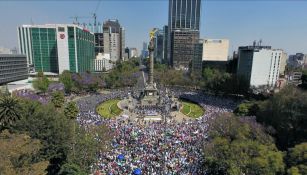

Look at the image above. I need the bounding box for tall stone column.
[148,39,154,85]
[149,49,154,85]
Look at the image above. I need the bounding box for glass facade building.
[154,29,164,63]
[163,25,169,64]
[169,0,201,30]
[18,24,95,74]
[192,40,203,74]
[168,0,201,69]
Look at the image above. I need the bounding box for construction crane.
[92,0,102,33]
[69,0,102,32]
[69,16,91,25]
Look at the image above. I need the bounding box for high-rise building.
[237,45,283,89]
[103,19,124,63]
[120,27,126,60]
[141,42,149,59]
[0,54,28,85]
[168,0,201,69]
[168,0,201,30]
[18,24,95,74]
[192,39,203,74]
[154,29,164,63]
[163,25,168,63]
[171,30,199,69]
[202,39,229,61]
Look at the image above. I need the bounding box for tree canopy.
[286,142,307,175]
[257,86,307,149]
[203,114,285,175]
[0,130,49,175]
[51,91,65,108]
[59,70,74,93]
[32,71,50,94]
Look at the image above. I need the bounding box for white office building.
[202,39,229,61]
[237,46,283,89]
[94,53,114,72]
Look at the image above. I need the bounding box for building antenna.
[30,17,34,25]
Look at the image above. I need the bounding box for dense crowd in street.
[75,88,239,174]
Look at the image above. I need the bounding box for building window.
[58,27,65,32]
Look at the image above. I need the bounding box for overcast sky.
[0,0,307,55]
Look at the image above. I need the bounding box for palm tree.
[0,95,22,128]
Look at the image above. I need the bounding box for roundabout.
[73,30,240,174]
[96,98,205,120]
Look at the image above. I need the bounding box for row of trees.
[154,63,249,95]
[32,59,250,96]
[218,86,307,175]
[0,93,112,174]
[102,58,140,88]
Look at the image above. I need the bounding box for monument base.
[140,83,159,106]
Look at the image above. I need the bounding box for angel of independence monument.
[140,29,159,106]
[119,29,181,121]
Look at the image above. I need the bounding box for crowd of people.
[75,87,239,174]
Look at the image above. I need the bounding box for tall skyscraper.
[120,27,126,60]
[168,0,201,69]
[163,25,168,63]
[168,0,201,30]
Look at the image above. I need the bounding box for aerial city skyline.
[0,0,307,175]
[0,0,307,54]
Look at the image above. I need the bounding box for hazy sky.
[0,0,307,55]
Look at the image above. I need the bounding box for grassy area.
[180,101,205,118]
[96,99,122,118]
